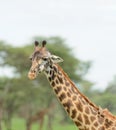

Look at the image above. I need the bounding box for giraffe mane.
[102,108,116,120]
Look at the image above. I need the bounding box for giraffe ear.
[50,55,64,63]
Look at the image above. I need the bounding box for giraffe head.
[28,41,63,80]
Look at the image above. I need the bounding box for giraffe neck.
[44,64,116,130]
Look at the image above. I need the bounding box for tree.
[0,37,92,129]
[91,76,116,115]
[105,75,116,94]
[104,76,116,113]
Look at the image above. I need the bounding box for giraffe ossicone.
[28,41,116,130]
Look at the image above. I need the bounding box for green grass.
[2,118,78,130]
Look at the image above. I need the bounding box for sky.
[0,0,116,90]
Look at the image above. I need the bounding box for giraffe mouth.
[28,67,39,80]
[28,71,37,80]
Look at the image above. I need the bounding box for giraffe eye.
[29,57,32,61]
[42,57,48,61]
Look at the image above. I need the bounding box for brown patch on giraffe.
[77,113,83,123]
[63,99,73,110]
[65,81,70,86]
[49,70,52,75]
[85,107,90,114]
[54,88,58,94]
[48,77,52,82]
[51,71,55,80]
[58,92,66,102]
[58,96,62,102]
[90,116,96,122]
[51,81,55,87]
[98,126,105,130]
[54,86,62,94]
[112,127,116,130]
[75,102,83,112]
[104,118,113,128]
[53,66,57,73]
[57,76,63,84]
[63,87,67,91]
[49,65,53,69]
[91,126,96,130]
[72,95,77,101]
[71,109,77,119]
[84,127,89,130]
[67,92,71,97]
[74,121,82,127]
[84,114,90,125]
[98,116,104,124]
[93,121,99,127]
[55,79,59,84]
[66,108,70,114]
[57,86,62,93]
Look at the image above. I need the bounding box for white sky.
[0,0,116,90]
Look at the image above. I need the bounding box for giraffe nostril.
[31,69,36,73]
[28,72,36,80]
[33,70,36,73]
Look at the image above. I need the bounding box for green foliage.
[90,76,116,114]
[0,36,116,130]
[105,75,116,94]
[0,36,91,129]
[92,92,116,113]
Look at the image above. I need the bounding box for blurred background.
[0,0,116,130]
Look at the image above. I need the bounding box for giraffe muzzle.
[28,72,37,80]
[28,69,37,80]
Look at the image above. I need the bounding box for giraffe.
[26,102,55,130]
[28,41,116,130]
